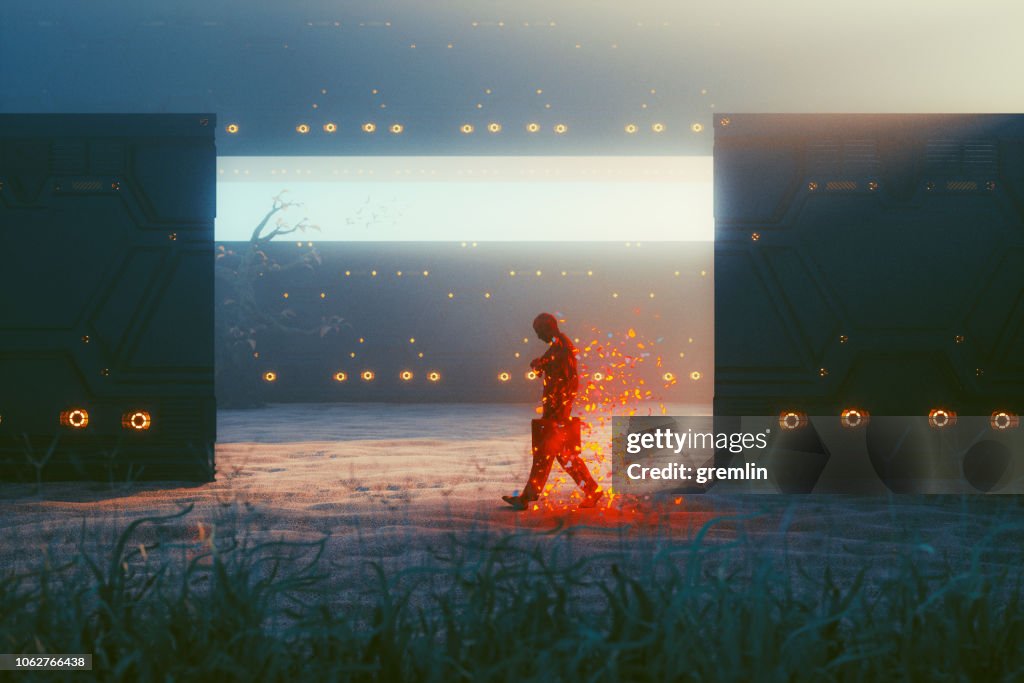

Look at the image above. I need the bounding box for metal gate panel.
[0,115,216,481]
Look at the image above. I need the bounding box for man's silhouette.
[503,313,602,510]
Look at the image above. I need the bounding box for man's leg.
[503,420,559,510]
[555,449,602,507]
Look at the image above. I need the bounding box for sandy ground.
[0,403,1022,593]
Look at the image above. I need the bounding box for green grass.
[2,502,1024,682]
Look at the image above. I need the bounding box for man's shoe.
[502,494,529,511]
[578,487,603,509]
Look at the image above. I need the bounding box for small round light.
[226,123,240,134]
[488,122,502,133]
[334,372,348,383]
[461,124,474,134]
[625,123,638,134]
[840,408,870,429]
[498,371,511,382]
[526,123,540,133]
[779,411,807,430]
[409,337,416,344]
[928,408,957,429]
[263,371,277,383]
[990,411,1019,430]
[122,410,152,431]
[323,122,337,133]
[553,123,568,134]
[362,122,377,133]
[296,124,311,134]
[390,123,404,134]
[60,408,90,429]
[526,371,538,380]
[362,370,375,382]
[400,370,413,381]
[690,122,703,133]
[663,372,676,382]
[592,372,604,381]
[427,371,441,382]
[652,123,665,133]
[447,292,454,299]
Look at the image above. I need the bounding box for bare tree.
[215,192,344,406]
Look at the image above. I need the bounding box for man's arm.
[530,342,565,373]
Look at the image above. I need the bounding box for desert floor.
[0,403,1021,597]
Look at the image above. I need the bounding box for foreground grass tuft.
[2,504,1024,682]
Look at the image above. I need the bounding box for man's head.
[533,313,559,342]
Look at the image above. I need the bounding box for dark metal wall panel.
[714,114,1024,418]
[0,114,216,481]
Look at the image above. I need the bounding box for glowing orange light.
[488,122,502,133]
[779,411,807,430]
[282,292,289,299]
[122,410,152,431]
[461,124,474,134]
[323,122,337,133]
[928,408,957,429]
[526,123,540,133]
[553,123,568,134]
[362,122,377,133]
[362,370,375,382]
[60,408,89,429]
[592,372,604,381]
[225,123,240,134]
[498,372,511,382]
[296,124,310,134]
[400,370,413,381]
[990,411,1019,430]
[427,371,441,382]
[840,408,870,429]
[263,371,277,383]
[526,371,538,380]
[390,123,404,134]
[334,372,348,382]
[662,372,675,382]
